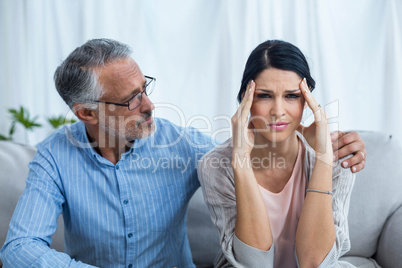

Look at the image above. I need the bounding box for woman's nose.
[270,100,285,118]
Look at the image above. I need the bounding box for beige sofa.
[1,131,402,267]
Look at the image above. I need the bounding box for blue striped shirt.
[0,118,214,268]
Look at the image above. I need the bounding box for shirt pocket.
[147,182,188,232]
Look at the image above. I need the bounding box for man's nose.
[140,93,155,112]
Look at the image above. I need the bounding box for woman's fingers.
[235,80,255,121]
[300,78,319,109]
[299,78,332,159]
[232,80,256,155]
[234,80,254,119]
[300,78,325,123]
[242,81,255,121]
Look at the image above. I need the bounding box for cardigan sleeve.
[299,149,356,268]
[319,156,356,267]
[197,143,274,268]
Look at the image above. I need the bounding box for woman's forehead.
[255,69,301,90]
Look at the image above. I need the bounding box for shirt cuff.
[232,234,274,267]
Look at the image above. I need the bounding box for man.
[0,39,366,267]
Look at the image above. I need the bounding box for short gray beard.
[97,115,155,147]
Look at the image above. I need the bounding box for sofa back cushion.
[0,142,36,247]
[346,132,402,258]
[0,141,64,264]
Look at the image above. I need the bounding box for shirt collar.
[63,120,158,161]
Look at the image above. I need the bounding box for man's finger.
[339,150,365,167]
[330,130,345,142]
[332,131,357,152]
[350,160,365,173]
[333,139,364,161]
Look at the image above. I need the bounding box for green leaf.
[47,115,76,129]
[0,134,10,140]
[9,122,16,136]
[8,106,42,131]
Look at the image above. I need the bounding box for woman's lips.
[268,122,289,131]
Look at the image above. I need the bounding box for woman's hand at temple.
[231,80,256,163]
[299,78,333,165]
[230,80,273,251]
[297,106,366,172]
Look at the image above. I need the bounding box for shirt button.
[116,165,119,170]
[128,233,133,238]
[123,199,128,205]
[128,265,133,268]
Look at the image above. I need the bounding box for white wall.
[1,0,401,145]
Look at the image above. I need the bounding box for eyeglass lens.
[128,77,155,110]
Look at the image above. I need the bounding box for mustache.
[137,111,153,124]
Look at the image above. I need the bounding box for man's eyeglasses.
[94,76,156,110]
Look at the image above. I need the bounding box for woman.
[198,40,355,267]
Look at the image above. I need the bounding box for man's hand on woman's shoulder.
[331,131,366,173]
[298,123,366,173]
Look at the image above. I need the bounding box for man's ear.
[73,103,98,124]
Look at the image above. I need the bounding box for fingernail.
[249,80,254,92]
[342,161,348,167]
[352,166,356,172]
[333,155,336,161]
[303,78,308,91]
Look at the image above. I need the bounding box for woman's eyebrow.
[255,89,300,93]
[284,89,301,93]
[255,89,273,93]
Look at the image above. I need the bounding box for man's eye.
[127,93,140,103]
[286,94,301,99]
[257,94,271,99]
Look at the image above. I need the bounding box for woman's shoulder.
[200,137,233,161]
[296,131,354,181]
[197,138,234,182]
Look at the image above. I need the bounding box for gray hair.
[54,38,133,109]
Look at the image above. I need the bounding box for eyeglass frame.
[93,75,156,111]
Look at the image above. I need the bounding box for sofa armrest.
[376,205,402,267]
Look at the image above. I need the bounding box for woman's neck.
[250,132,300,171]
